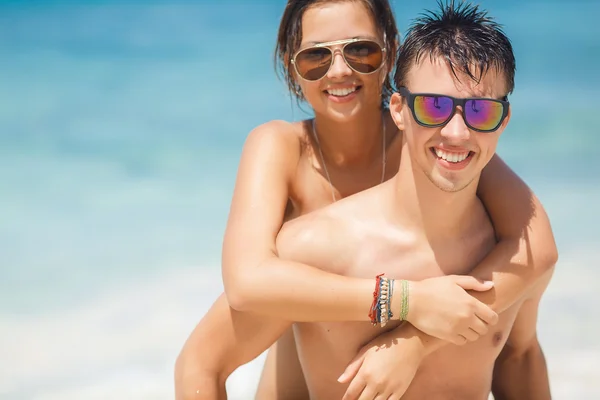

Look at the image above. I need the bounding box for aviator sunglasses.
[399,86,510,133]
[291,38,386,81]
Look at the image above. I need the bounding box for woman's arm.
[174,294,291,399]
[473,154,558,310]
[409,155,557,326]
[412,155,557,343]
[222,120,495,334]
[221,120,374,321]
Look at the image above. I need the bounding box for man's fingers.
[452,275,494,291]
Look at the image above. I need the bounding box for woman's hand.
[338,326,424,400]
[406,275,499,345]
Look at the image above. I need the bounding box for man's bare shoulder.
[274,187,385,270]
[275,208,353,268]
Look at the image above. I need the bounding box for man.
[175,2,553,399]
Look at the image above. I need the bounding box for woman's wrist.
[389,279,418,323]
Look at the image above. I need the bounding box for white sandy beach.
[2,246,600,399]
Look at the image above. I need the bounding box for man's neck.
[313,108,385,169]
[391,143,480,240]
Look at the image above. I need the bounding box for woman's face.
[295,1,387,121]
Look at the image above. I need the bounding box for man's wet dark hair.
[394,0,516,95]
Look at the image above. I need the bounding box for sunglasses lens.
[464,99,505,131]
[294,47,332,81]
[343,40,383,73]
[414,95,454,125]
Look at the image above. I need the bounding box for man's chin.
[428,173,472,193]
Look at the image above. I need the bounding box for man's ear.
[502,105,512,129]
[389,92,406,131]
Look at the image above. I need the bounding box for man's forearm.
[492,340,551,400]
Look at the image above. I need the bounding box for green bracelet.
[400,279,409,321]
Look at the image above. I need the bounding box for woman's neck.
[312,108,386,168]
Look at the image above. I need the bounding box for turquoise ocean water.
[1,0,598,398]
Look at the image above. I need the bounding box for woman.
[175,1,557,398]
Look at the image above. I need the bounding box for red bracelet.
[368,273,385,325]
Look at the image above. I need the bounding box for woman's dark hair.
[275,0,399,107]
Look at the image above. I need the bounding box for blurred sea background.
[1,0,598,399]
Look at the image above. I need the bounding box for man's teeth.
[327,87,357,97]
[434,149,470,163]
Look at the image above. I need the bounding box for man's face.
[390,56,511,192]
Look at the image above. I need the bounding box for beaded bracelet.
[369,274,409,326]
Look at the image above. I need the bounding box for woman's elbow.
[224,284,250,312]
[541,243,558,273]
[534,231,559,276]
[223,273,259,312]
[223,256,276,312]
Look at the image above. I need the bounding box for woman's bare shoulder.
[242,119,313,161]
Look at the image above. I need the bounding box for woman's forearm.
[465,237,556,313]
[406,249,556,358]
[226,255,375,321]
[475,154,558,312]
[175,372,226,400]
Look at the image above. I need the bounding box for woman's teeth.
[326,87,357,97]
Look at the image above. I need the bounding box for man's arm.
[174,294,290,400]
[491,268,554,400]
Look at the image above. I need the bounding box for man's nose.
[440,108,470,143]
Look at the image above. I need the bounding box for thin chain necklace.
[311,116,387,202]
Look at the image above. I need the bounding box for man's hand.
[337,326,425,400]
[406,275,499,345]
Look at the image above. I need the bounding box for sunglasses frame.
[291,38,386,81]
[398,86,510,133]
